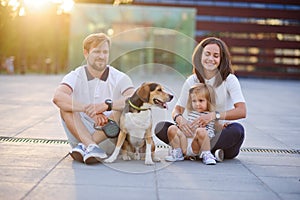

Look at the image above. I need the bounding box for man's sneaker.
[69,143,86,163]
[165,148,184,162]
[200,151,216,165]
[214,149,224,162]
[84,144,108,164]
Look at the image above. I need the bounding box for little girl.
[165,83,223,165]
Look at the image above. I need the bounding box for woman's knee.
[222,123,244,140]
[230,123,245,142]
[222,123,245,159]
[154,121,173,144]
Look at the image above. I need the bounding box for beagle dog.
[104,82,173,165]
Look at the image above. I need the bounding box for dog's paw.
[152,156,161,162]
[145,159,154,165]
[133,152,141,160]
[104,156,116,163]
[122,154,131,161]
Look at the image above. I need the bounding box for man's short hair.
[83,33,111,52]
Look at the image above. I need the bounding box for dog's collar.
[128,99,149,111]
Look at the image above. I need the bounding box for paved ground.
[0,72,299,200]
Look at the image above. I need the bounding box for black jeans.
[154,121,245,159]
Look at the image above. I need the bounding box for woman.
[155,37,246,160]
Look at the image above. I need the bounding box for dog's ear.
[137,83,150,102]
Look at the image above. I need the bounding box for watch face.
[216,112,220,119]
[105,99,113,111]
[105,99,112,104]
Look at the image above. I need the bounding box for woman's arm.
[191,102,246,127]
[172,105,194,137]
[219,102,246,120]
[172,105,185,123]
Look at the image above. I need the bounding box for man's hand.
[85,102,108,118]
[93,113,108,126]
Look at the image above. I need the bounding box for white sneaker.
[69,143,86,163]
[200,151,216,165]
[165,148,184,162]
[214,149,224,162]
[84,144,108,164]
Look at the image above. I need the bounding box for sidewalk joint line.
[1,136,299,154]
[20,153,69,200]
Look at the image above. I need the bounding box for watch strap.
[105,99,112,111]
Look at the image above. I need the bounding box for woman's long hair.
[192,37,233,87]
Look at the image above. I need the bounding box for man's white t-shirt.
[61,65,134,122]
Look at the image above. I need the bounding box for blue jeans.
[154,121,245,159]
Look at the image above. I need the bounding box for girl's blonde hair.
[186,83,216,112]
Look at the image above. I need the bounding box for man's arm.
[111,87,135,111]
[52,84,85,112]
[85,87,135,117]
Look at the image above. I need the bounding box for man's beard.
[91,60,106,71]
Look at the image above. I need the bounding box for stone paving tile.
[0,182,35,200]
[25,184,158,200]
[0,75,300,200]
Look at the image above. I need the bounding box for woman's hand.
[177,116,194,137]
[191,112,214,127]
[223,122,231,128]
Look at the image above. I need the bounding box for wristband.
[173,113,182,124]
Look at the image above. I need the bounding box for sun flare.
[2,0,74,16]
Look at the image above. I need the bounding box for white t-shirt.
[61,65,134,121]
[177,74,245,123]
[187,111,215,138]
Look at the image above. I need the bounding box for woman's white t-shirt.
[177,74,245,122]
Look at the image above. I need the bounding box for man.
[53,33,134,164]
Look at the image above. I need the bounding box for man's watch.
[105,99,113,111]
[215,111,221,120]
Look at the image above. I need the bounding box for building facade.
[133,0,300,79]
